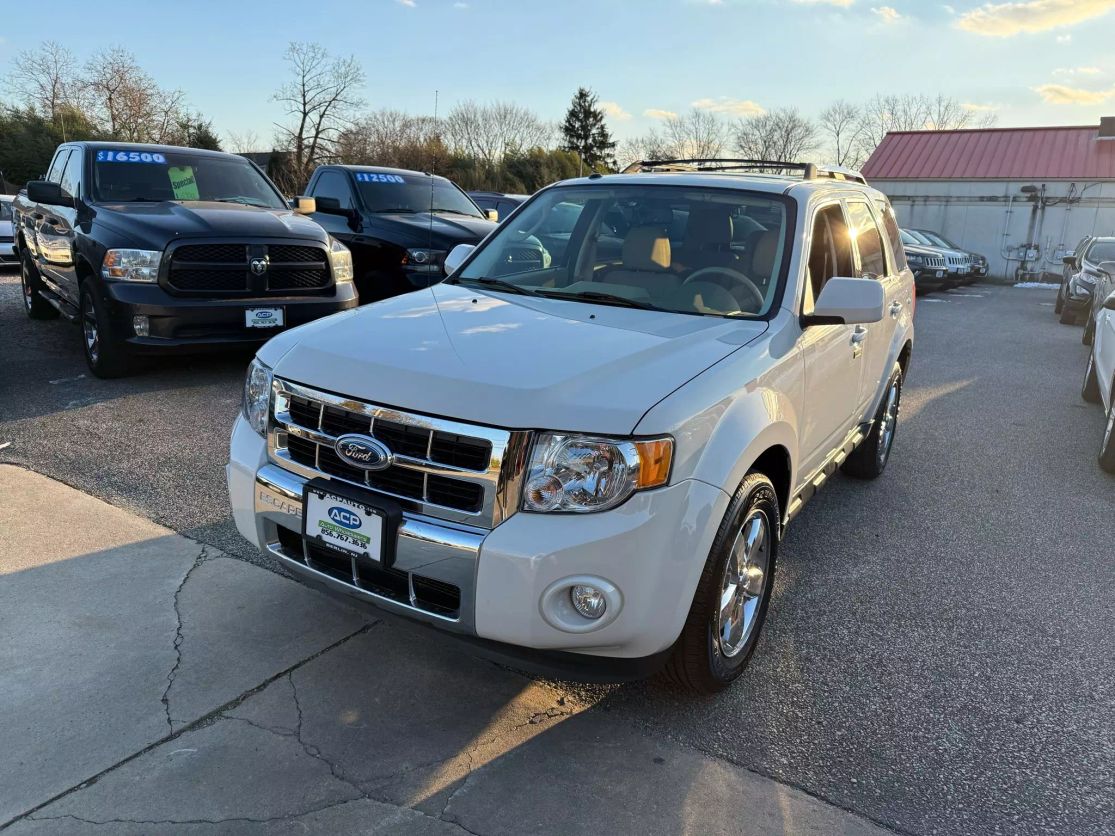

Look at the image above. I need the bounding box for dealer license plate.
[935,270,945,278]
[303,487,383,562]
[245,307,284,328]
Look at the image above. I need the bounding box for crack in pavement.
[160,545,212,732]
[0,622,380,832]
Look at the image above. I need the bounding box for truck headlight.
[907,254,925,267]
[522,433,673,513]
[102,249,162,282]
[242,358,273,436]
[404,248,447,274]
[328,237,353,283]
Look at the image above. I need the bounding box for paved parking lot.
[1,273,1113,835]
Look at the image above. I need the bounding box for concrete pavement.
[0,464,890,835]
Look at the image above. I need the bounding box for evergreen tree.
[560,87,616,174]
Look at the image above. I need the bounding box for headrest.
[686,205,734,248]
[751,230,780,277]
[622,225,671,271]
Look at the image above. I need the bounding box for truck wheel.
[1083,352,1102,404]
[1054,286,1064,314]
[80,282,132,378]
[1082,318,1095,346]
[842,364,903,480]
[21,254,59,320]
[1099,399,1115,475]
[1059,304,1078,325]
[663,472,779,693]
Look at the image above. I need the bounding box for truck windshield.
[353,173,483,217]
[454,184,791,318]
[1086,241,1115,263]
[91,149,286,209]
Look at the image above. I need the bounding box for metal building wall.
[873,179,1115,280]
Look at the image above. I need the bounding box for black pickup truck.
[303,165,497,301]
[13,141,358,377]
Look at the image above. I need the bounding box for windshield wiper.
[435,209,481,218]
[455,277,537,296]
[534,289,659,310]
[212,198,271,208]
[371,207,418,214]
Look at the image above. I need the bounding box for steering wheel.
[683,267,765,310]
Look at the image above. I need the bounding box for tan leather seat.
[605,226,682,295]
[677,205,743,271]
[750,230,780,279]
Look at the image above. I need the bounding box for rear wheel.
[1083,317,1095,346]
[1059,304,1078,325]
[1054,286,1064,314]
[21,253,58,320]
[80,282,132,378]
[663,472,779,693]
[843,364,903,480]
[1099,400,1115,474]
[1083,352,1102,403]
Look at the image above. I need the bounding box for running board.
[40,287,79,322]
[785,422,872,524]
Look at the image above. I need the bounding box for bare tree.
[272,42,366,185]
[84,47,162,140]
[818,100,864,168]
[443,101,552,166]
[226,129,263,153]
[734,108,819,163]
[5,41,83,122]
[336,109,447,170]
[660,109,726,159]
[855,93,996,162]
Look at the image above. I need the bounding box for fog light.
[570,584,606,620]
[132,315,149,337]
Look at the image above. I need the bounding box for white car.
[227,161,915,692]
[0,196,17,268]
[1081,263,1115,472]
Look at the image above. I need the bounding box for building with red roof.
[862,119,1115,280]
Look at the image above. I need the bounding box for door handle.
[851,325,868,344]
[889,301,902,317]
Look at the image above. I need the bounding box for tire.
[662,472,779,694]
[842,364,903,480]
[79,281,133,378]
[1059,304,1078,325]
[1083,317,1095,346]
[1054,286,1064,314]
[1099,399,1115,475]
[1083,352,1102,404]
[20,253,59,320]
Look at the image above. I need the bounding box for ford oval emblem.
[334,434,393,472]
[327,506,363,530]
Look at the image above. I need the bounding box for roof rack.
[621,158,867,185]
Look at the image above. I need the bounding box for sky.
[1,0,1115,146]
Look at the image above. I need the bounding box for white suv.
[227,161,915,692]
[1081,261,1115,472]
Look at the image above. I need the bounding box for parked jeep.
[13,142,358,377]
[228,159,914,693]
[303,165,497,302]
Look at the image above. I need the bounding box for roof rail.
[622,158,867,184]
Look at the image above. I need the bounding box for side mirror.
[1063,255,1079,268]
[293,196,316,215]
[444,243,475,276]
[807,277,886,325]
[485,209,499,222]
[27,180,70,207]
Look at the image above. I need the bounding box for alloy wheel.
[1105,408,1114,451]
[716,509,770,658]
[878,379,900,467]
[82,293,99,365]
[20,260,33,312]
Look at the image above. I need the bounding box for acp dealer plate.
[303,486,384,562]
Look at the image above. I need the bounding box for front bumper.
[1065,282,1095,310]
[227,416,728,663]
[0,243,17,264]
[912,267,949,287]
[103,280,358,352]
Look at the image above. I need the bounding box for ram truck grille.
[166,242,331,295]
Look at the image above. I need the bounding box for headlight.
[102,249,162,282]
[328,237,353,283]
[522,433,673,513]
[404,248,447,274]
[242,358,273,436]
[907,254,926,266]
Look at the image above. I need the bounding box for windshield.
[902,230,934,246]
[455,184,791,318]
[0,200,11,222]
[354,173,483,217]
[919,230,956,248]
[1085,240,1115,264]
[91,149,286,208]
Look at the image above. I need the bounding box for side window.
[311,171,354,210]
[875,200,908,272]
[46,149,71,184]
[847,201,887,279]
[803,204,854,313]
[60,149,82,198]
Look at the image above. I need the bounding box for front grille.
[166,241,331,295]
[276,525,460,617]
[0,235,15,244]
[269,380,526,527]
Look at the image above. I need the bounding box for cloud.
[397,0,416,6]
[599,101,632,121]
[454,1,468,6]
[954,0,1115,37]
[791,0,855,6]
[961,101,999,112]
[1056,33,1071,41]
[1053,66,1101,75]
[871,5,902,22]
[1032,82,1115,104]
[691,96,766,116]
[644,108,679,120]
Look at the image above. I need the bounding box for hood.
[93,201,329,248]
[262,283,767,435]
[904,245,942,257]
[363,211,497,248]
[0,220,12,237]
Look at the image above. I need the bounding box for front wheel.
[80,282,133,378]
[1083,353,1101,404]
[663,473,779,693]
[1099,402,1115,474]
[843,364,903,479]
[1083,317,1095,346]
[1054,286,1064,314]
